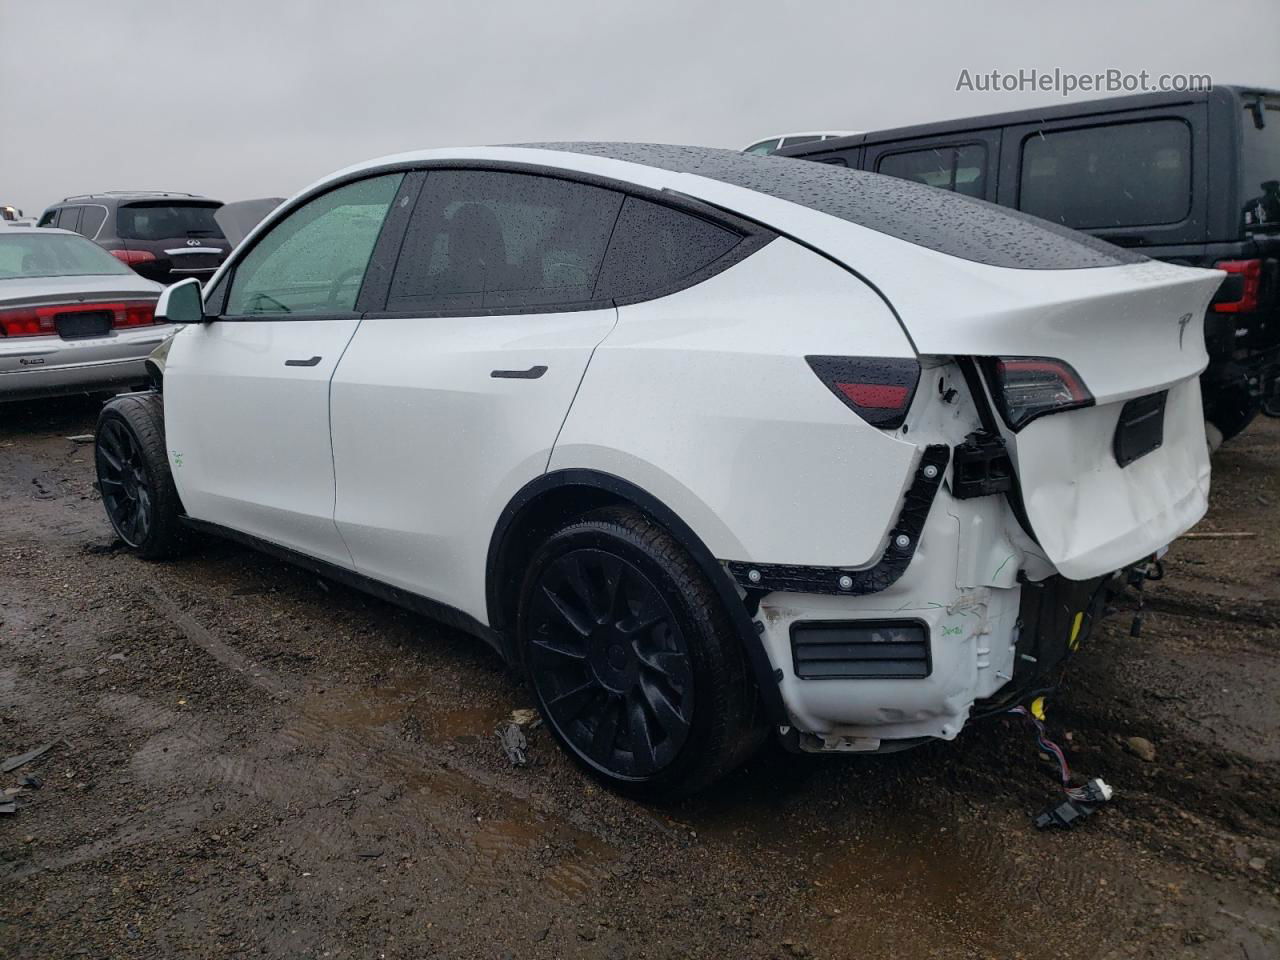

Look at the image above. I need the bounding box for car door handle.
[490,365,547,380]
[285,356,322,367]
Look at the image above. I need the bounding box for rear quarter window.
[594,197,742,301]
[1018,119,1192,229]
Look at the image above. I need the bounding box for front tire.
[95,392,187,560]
[517,507,762,799]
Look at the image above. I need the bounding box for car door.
[163,172,404,567]
[330,168,624,621]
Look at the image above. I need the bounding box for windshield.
[1241,95,1280,232]
[117,202,225,241]
[0,232,132,279]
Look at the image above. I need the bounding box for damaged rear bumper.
[746,482,1107,752]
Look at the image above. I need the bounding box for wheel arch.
[485,469,787,723]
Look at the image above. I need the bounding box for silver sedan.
[0,225,170,402]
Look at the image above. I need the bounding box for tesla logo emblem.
[186,239,202,246]
[1177,313,1192,349]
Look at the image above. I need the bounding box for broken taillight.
[806,356,921,429]
[985,356,1094,430]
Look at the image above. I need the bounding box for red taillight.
[986,356,1094,430]
[0,300,157,338]
[111,249,157,266]
[1211,259,1262,313]
[117,302,157,327]
[807,356,921,429]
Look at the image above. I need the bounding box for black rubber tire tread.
[518,505,764,800]
[96,392,189,560]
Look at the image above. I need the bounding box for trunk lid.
[898,258,1224,579]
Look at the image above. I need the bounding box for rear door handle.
[491,365,547,379]
[285,356,322,367]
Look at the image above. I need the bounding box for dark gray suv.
[37,191,231,284]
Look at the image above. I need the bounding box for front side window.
[877,143,987,198]
[387,169,622,312]
[1019,119,1192,229]
[595,197,741,301]
[225,174,403,316]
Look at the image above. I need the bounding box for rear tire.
[95,392,188,560]
[517,507,763,800]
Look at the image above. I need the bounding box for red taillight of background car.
[0,300,157,338]
[985,356,1094,430]
[806,356,921,429]
[110,249,157,266]
[1211,259,1262,313]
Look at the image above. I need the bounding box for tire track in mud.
[17,573,629,912]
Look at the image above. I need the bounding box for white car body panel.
[551,238,920,568]
[330,306,619,622]
[164,319,361,568]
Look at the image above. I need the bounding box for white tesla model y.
[95,144,1223,796]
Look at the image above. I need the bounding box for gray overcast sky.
[3,0,1278,214]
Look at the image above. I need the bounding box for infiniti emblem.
[186,239,201,246]
[1177,312,1192,349]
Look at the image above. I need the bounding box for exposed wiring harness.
[1009,700,1114,828]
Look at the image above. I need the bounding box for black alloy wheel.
[526,547,694,778]
[94,393,188,560]
[97,417,153,547]
[518,507,763,798]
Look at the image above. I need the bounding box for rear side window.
[594,197,741,301]
[225,173,403,316]
[117,202,225,241]
[56,206,82,233]
[1241,95,1280,231]
[1019,120,1191,229]
[877,143,987,198]
[387,169,622,312]
[79,206,107,238]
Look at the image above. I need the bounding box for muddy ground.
[1,397,1277,960]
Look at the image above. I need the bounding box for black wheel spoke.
[639,674,690,736]
[626,691,657,770]
[589,693,622,760]
[546,679,599,723]
[541,584,594,638]
[98,441,123,473]
[530,634,587,662]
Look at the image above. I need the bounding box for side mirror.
[156,277,205,325]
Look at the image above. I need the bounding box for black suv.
[780,86,1280,440]
[37,192,231,285]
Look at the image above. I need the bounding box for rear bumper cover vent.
[790,619,931,679]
